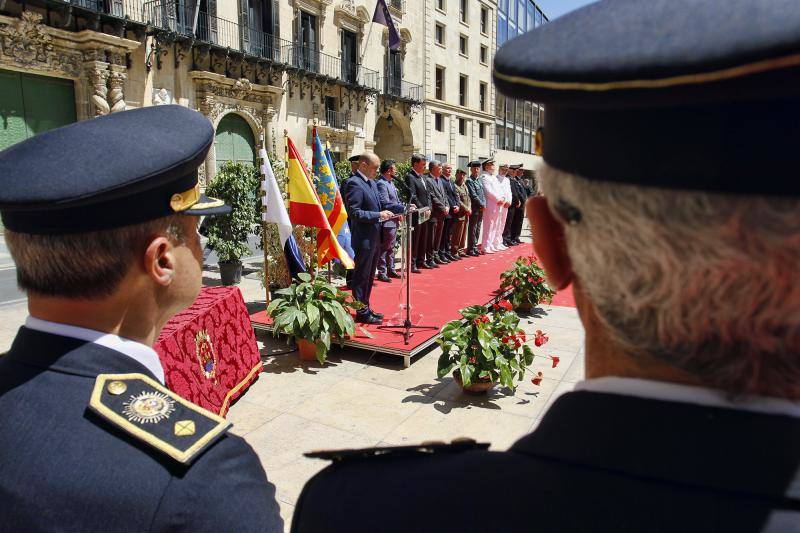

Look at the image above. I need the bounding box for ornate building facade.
[0,0,542,179]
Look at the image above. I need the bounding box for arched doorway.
[373,111,408,161]
[214,113,256,168]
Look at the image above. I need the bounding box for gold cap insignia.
[170,184,201,212]
[107,380,127,395]
[174,420,196,436]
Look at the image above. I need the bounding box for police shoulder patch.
[89,373,231,465]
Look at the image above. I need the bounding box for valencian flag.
[372,0,400,50]
[312,127,354,262]
[285,136,354,269]
[325,141,354,259]
[259,149,307,279]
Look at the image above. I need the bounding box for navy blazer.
[375,175,401,229]
[344,172,404,249]
[293,390,800,532]
[0,327,282,532]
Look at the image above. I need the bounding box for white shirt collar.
[575,376,800,419]
[356,170,368,182]
[25,316,165,384]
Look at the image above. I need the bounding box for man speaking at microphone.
[344,152,408,324]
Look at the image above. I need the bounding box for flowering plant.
[499,256,556,310]
[437,301,536,390]
[267,273,363,363]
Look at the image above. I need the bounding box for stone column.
[83,50,110,116]
[197,88,217,185]
[108,52,127,113]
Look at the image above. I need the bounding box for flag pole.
[260,133,271,305]
[359,4,376,65]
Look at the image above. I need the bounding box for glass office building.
[495,0,547,154]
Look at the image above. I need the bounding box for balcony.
[380,75,422,103]
[324,109,349,130]
[283,44,380,90]
[140,0,289,63]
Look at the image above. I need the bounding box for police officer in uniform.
[0,106,282,531]
[502,164,527,246]
[292,1,800,531]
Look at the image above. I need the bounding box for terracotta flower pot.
[296,338,318,361]
[454,369,495,395]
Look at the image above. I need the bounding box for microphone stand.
[378,178,438,345]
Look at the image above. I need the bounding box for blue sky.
[534,0,597,20]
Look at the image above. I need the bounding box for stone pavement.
[219,264,586,530]
[0,240,586,532]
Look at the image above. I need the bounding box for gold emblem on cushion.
[195,329,219,383]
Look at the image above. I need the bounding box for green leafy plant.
[500,256,556,310]
[203,161,260,263]
[334,160,352,187]
[437,300,537,391]
[266,273,364,363]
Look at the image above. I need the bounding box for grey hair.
[538,164,800,397]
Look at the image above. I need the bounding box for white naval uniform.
[494,173,513,249]
[480,171,503,252]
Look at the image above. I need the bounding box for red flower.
[498,300,513,311]
[531,372,543,386]
[473,314,490,326]
[534,330,549,347]
[469,357,477,364]
[518,332,527,343]
[550,355,560,368]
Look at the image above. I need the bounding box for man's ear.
[527,196,573,290]
[143,236,176,287]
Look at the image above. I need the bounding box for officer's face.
[470,167,479,177]
[170,216,204,310]
[443,166,452,177]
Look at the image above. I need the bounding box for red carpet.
[251,246,575,356]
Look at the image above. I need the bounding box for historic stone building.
[0,0,542,178]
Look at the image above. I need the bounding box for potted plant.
[266,273,363,363]
[203,161,260,285]
[499,256,556,312]
[437,300,537,394]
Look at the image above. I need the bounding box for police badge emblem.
[195,330,218,383]
[122,391,176,424]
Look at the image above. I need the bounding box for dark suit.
[292,390,800,532]
[344,172,404,314]
[503,177,526,243]
[375,175,400,276]
[425,174,449,260]
[406,169,431,267]
[440,177,459,255]
[0,327,283,532]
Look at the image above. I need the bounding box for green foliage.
[436,301,535,391]
[203,161,260,263]
[394,160,412,203]
[334,160,352,187]
[500,256,556,310]
[266,273,364,363]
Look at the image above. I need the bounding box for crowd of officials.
[339,152,533,324]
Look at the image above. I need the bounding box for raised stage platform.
[250,246,575,367]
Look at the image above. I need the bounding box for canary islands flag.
[286,136,354,269]
[259,149,306,279]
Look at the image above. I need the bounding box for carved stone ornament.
[152,87,173,105]
[232,78,253,100]
[0,12,82,77]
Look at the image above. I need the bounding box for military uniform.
[0,105,282,531]
[292,1,800,531]
[464,161,486,256]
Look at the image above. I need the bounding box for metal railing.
[380,75,422,102]
[324,109,348,130]
[283,44,380,89]
[140,0,289,63]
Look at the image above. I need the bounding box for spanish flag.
[285,136,354,269]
